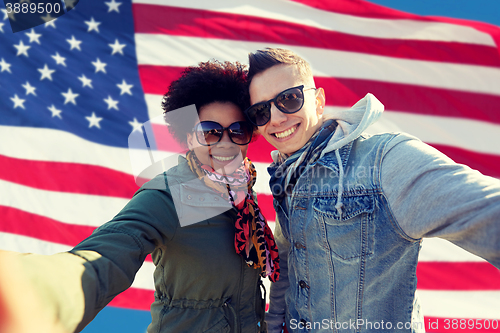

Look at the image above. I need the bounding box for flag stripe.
[133,0,497,47]
[135,34,500,96]
[132,4,500,67]
[0,154,139,198]
[417,262,500,290]
[418,290,500,319]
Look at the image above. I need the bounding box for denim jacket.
[266,95,500,333]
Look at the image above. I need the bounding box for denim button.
[299,280,309,289]
[199,197,204,201]
[294,242,306,249]
[187,195,192,200]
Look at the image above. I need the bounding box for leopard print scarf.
[186,150,280,282]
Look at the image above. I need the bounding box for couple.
[1,48,499,333]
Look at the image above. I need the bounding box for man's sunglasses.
[193,121,253,146]
[244,85,316,126]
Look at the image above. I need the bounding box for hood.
[320,93,384,158]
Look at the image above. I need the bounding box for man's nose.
[268,103,287,126]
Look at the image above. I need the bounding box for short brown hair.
[247,48,313,84]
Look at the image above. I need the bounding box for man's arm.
[380,134,500,268]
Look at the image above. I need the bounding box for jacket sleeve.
[380,134,500,268]
[3,185,178,333]
[266,217,291,333]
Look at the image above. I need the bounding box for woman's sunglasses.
[193,121,253,146]
[244,85,316,126]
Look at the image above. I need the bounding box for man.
[245,48,500,332]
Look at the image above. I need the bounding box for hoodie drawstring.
[335,149,344,217]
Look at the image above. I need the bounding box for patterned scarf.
[186,150,280,282]
[268,120,338,219]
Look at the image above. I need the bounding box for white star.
[13,40,30,57]
[78,74,93,88]
[42,13,57,28]
[84,17,101,33]
[103,95,119,110]
[0,22,4,33]
[10,94,26,109]
[37,64,55,81]
[61,88,79,105]
[108,39,125,55]
[3,8,15,21]
[25,29,42,44]
[48,104,62,119]
[22,81,36,96]
[91,58,107,73]
[0,58,11,73]
[105,0,122,12]
[66,35,82,51]
[51,52,67,66]
[63,0,78,10]
[1,9,8,20]
[117,79,133,95]
[129,118,143,133]
[86,112,103,129]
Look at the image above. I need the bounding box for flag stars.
[67,35,82,51]
[1,9,9,20]
[42,14,57,28]
[62,88,79,105]
[105,0,122,13]
[78,74,93,88]
[109,39,126,55]
[44,20,56,28]
[117,79,133,95]
[84,17,101,33]
[104,95,119,110]
[129,118,143,133]
[25,29,42,44]
[0,22,4,33]
[91,58,107,73]
[86,112,103,129]
[48,105,62,119]
[14,40,30,57]
[0,58,12,73]
[38,64,55,81]
[51,52,67,66]
[63,0,78,10]
[22,81,37,96]
[11,94,26,109]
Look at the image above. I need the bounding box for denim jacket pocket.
[313,194,374,260]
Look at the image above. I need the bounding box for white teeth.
[212,155,236,161]
[274,125,296,139]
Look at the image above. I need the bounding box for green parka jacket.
[17,157,267,333]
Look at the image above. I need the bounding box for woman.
[0,60,278,333]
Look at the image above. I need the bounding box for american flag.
[1,0,499,332]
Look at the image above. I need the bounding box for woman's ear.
[186,133,195,150]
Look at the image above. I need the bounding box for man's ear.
[315,87,326,116]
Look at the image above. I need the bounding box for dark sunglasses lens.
[247,103,271,126]
[276,87,304,113]
[228,122,252,144]
[196,121,222,145]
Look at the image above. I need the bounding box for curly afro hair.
[162,60,251,147]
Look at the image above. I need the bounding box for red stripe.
[0,154,140,198]
[424,317,500,333]
[255,193,275,222]
[132,4,500,67]
[0,206,96,246]
[109,287,154,311]
[417,262,500,290]
[315,77,500,125]
[428,144,500,179]
[140,66,500,126]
